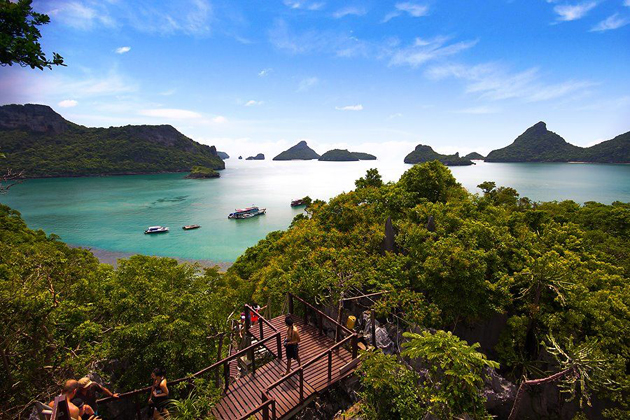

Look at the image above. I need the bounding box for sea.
[1,160,629,266]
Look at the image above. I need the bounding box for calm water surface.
[2,160,629,263]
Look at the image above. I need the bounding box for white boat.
[145,226,169,234]
[228,206,266,219]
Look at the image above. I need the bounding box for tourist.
[48,380,84,420]
[284,315,301,375]
[74,376,119,415]
[148,368,169,419]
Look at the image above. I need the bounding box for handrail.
[98,331,281,404]
[238,398,276,420]
[289,293,353,335]
[301,334,355,371]
[244,304,278,333]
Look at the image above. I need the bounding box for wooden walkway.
[212,295,360,419]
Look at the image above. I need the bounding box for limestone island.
[246,153,265,160]
[485,121,630,163]
[217,151,230,159]
[404,145,474,166]
[318,149,377,161]
[464,152,485,160]
[185,165,220,179]
[273,141,320,160]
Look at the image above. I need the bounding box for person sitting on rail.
[148,367,170,420]
[74,376,119,416]
[284,315,301,375]
[48,380,88,420]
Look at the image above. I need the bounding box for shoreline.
[70,245,233,271]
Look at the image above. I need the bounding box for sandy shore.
[70,245,233,271]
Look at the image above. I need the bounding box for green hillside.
[404,144,473,166]
[0,104,225,178]
[273,140,320,160]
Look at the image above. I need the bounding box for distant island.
[464,152,485,160]
[273,141,320,160]
[217,151,229,160]
[486,122,630,163]
[238,156,243,159]
[185,165,220,179]
[0,104,225,178]
[246,153,265,160]
[404,145,474,166]
[318,149,377,161]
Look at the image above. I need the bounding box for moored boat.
[228,206,266,219]
[183,225,201,230]
[291,199,305,207]
[145,226,169,234]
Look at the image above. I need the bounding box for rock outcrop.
[404,144,474,166]
[273,141,320,160]
[246,153,265,160]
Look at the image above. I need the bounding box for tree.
[399,160,463,203]
[0,0,64,69]
[0,151,24,194]
[401,330,499,419]
[355,168,383,189]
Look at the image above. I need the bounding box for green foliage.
[169,378,221,420]
[357,351,424,420]
[272,140,320,160]
[0,0,64,69]
[401,330,498,419]
[186,165,220,178]
[318,149,360,161]
[355,168,383,190]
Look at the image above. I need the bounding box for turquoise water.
[1,160,629,263]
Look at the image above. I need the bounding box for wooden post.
[259,317,264,339]
[135,396,142,420]
[318,312,323,336]
[327,350,332,383]
[215,333,224,387]
[224,362,229,392]
[299,368,304,402]
[251,346,256,375]
[288,293,294,315]
[276,332,282,359]
[272,400,277,420]
[335,303,343,343]
[244,305,251,333]
[370,309,377,348]
[261,392,269,420]
[352,334,358,359]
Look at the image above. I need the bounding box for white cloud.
[139,108,202,119]
[115,46,131,54]
[426,63,596,103]
[283,1,325,11]
[333,7,366,18]
[387,113,403,120]
[590,13,629,31]
[45,1,116,30]
[212,116,227,123]
[625,0,630,6]
[258,68,273,77]
[245,100,263,106]
[553,2,597,22]
[383,2,429,22]
[389,36,478,68]
[335,104,363,111]
[58,99,78,108]
[297,77,319,92]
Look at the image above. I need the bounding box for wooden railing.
[96,307,282,419]
[50,395,70,420]
[238,293,360,419]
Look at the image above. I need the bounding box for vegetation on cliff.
[0,104,225,178]
[185,165,220,178]
[464,152,485,160]
[1,161,628,418]
[404,144,474,166]
[273,140,320,160]
[486,122,630,163]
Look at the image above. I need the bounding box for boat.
[183,225,201,230]
[228,206,266,219]
[291,199,305,207]
[145,226,169,234]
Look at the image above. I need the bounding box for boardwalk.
[212,295,360,419]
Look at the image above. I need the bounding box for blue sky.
[1,0,629,159]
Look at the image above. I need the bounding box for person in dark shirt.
[73,376,119,415]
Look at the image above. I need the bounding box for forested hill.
[486,121,630,163]
[404,144,473,166]
[0,104,225,178]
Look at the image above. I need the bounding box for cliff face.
[273,141,320,160]
[0,104,70,134]
[246,153,265,160]
[0,103,224,178]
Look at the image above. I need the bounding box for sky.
[1,0,629,160]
